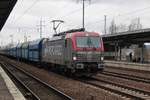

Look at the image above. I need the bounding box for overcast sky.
[1,0,150,46]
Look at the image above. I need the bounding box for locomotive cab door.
[65,39,72,65]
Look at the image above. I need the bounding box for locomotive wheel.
[64,67,70,75]
[64,67,74,77]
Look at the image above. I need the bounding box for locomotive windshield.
[76,36,100,48]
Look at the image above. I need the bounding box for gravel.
[97,74,150,92]
[105,66,150,80]
[3,57,124,100]
[105,66,150,79]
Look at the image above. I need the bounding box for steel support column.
[119,46,122,61]
[140,44,144,63]
[114,42,118,60]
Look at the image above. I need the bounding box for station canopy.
[0,0,17,31]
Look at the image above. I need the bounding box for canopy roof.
[0,0,17,31]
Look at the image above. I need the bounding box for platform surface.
[104,60,150,71]
[0,66,26,100]
[0,74,14,100]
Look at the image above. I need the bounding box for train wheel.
[64,67,69,76]
[63,67,73,77]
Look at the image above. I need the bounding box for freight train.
[1,28,104,76]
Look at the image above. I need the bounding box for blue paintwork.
[9,46,16,57]
[4,38,47,64]
[12,47,16,57]
[16,43,22,58]
[28,38,45,62]
[21,42,29,60]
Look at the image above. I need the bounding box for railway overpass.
[0,0,17,31]
[102,28,150,63]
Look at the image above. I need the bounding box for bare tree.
[109,19,117,34]
[116,23,128,32]
[128,17,142,31]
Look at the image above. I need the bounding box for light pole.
[78,0,91,30]
[37,18,45,39]
[104,15,107,34]
[10,34,13,47]
[83,0,85,29]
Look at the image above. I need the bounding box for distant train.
[1,28,104,76]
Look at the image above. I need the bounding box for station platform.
[104,60,150,71]
[0,66,26,100]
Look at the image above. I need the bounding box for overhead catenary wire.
[14,0,40,24]
[55,0,126,28]
[14,0,73,39]
[12,1,150,35]
[13,0,150,26]
[86,5,150,25]
[55,1,93,20]
[84,5,150,33]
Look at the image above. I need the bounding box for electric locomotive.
[42,28,104,76]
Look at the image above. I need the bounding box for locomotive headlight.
[101,57,104,61]
[73,56,77,60]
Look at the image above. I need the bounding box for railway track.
[0,61,73,100]
[105,66,150,75]
[2,56,150,100]
[99,71,150,84]
[79,76,150,100]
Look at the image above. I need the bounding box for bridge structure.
[102,28,150,63]
[0,0,17,31]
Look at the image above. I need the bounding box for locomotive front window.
[76,36,100,48]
